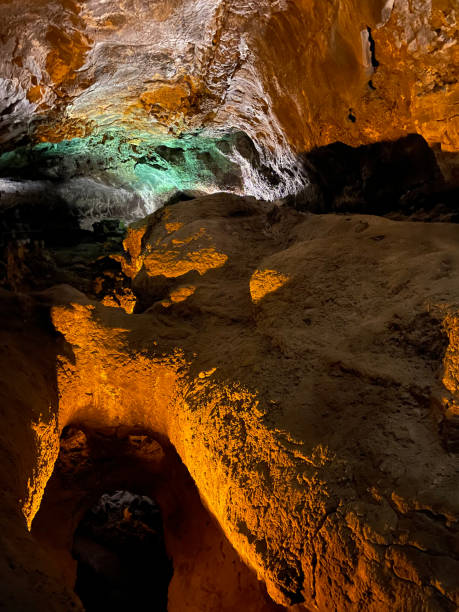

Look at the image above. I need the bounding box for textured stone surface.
[32,427,280,612]
[0,2,458,609]
[259,0,459,153]
[1,194,459,610]
[0,1,457,188]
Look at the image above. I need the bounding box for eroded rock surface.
[1,193,458,610]
[0,1,457,197]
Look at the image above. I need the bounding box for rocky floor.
[0,192,458,610]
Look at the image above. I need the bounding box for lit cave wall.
[0,1,458,612]
[0,127,304,230]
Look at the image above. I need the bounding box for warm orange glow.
[441,311,459,419]
[34,119,95,143]
[171,227,206,246]
[162,285,196,307]
[144,247,228,278]
[250,269,290,304]
[165,222,184,234]
[102,289,137,314]
[117,221,228,280]
[23,417,60,530]
[45,25,91,90]
[26,85,44,104]
[140,82,190,113]
[121,74,206,125]
[4,197,459,611]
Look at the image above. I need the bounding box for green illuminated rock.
[0,127,265,228]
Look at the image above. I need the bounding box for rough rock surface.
[31,424,281,612]
[1,193,459,610]
[0,1,457,188]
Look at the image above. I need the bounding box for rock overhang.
[0,125,308,232]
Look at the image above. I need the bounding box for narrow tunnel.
[72,490,172,612]
[31,426,282,612]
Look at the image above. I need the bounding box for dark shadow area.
[73,490,172,612]
[0,192,129,297]
[0,191,92,248]
[289,134,459,221]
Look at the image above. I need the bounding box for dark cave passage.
[31,426,282,612]
[72,490,173,612]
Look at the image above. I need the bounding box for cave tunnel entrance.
[31,425,283,612]
[72,490,172,612]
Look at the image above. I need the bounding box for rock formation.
[0,193,458,610]
[0,1,457,209]
[0,0,458,611]
[0,0,457,151]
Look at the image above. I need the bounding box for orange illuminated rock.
[101,287,136,314]
[1,194,458,610]
[45,26,91,91]
[136,75,205,126]
[53,198,459,609]
[26,85,44,104]
[254,0,459,153]
[250,269,290,304]
[119,225,148,278]
[144,246,228,278]
[33,119,95,143]
[118,214,229,281]
[161,285,196,307]
[165,222,184,234]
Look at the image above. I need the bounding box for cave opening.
[72,490,173,612]
[31,426,282,611]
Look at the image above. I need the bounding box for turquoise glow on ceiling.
[0,126,295,229]
[0,126,242,200]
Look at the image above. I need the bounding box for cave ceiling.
[0,0,457,218]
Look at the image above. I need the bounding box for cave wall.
[257,0,458,154]
[0,1,458,610]
[0,290,79,611]
[32,428,280,612]
[0,1,457,221]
